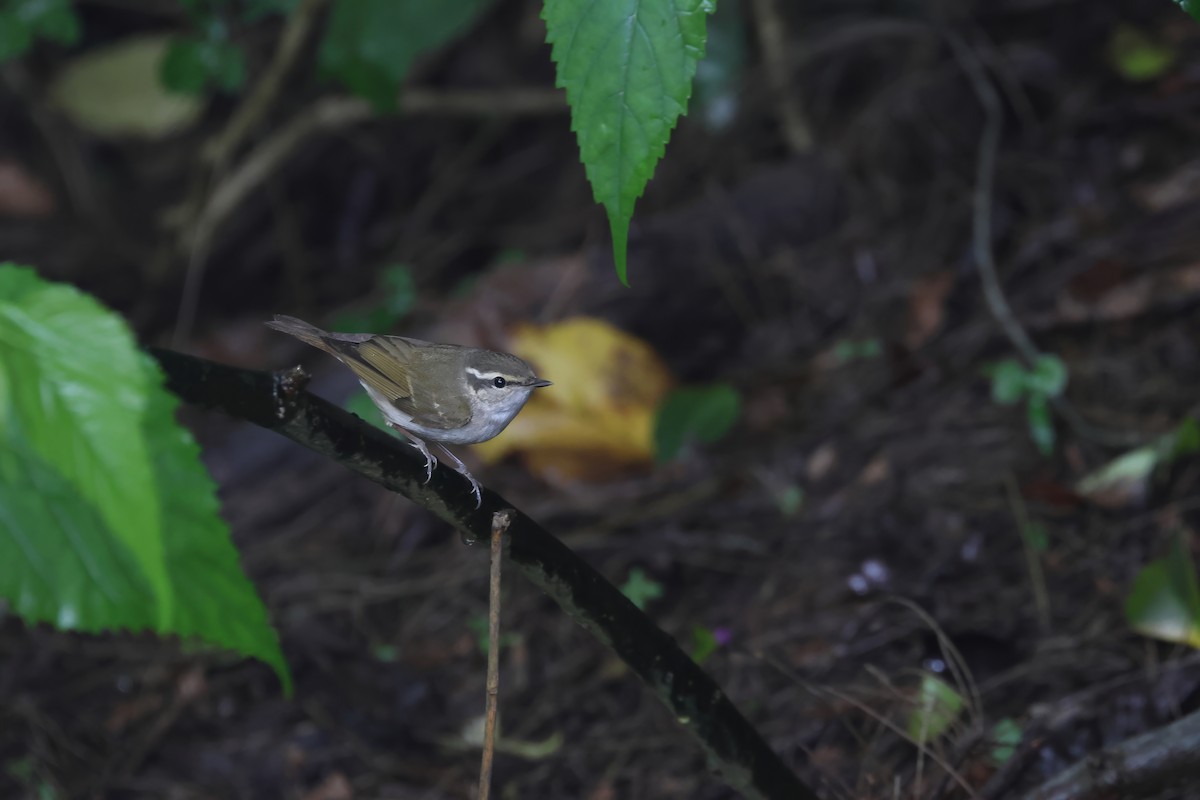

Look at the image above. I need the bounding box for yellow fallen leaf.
[473,318,673,482]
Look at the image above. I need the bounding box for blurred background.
[3,0,1200,797]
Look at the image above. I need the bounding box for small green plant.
[906,673,964,744]
[775,484,804,517]
[654,384,741,462]
[989,718,1023,764]
[332,263,417,333]
[689,624,730,664]
[985,354,1067,455]
[1126,532,1200,648]
[1107,24,1176,82]
[467,615,522,654]
[319,0,497,111]
[337,263,418,423]
[619,567,664,611]
[5,758,57,800]
[1022,522,1049,553]
[1076,417,1200,502]
[832,338,883,364]
[0,0,79,60]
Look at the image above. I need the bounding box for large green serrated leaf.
[318,0,496,112]
[0,436,159,630]
[141,356,289,691]
[543,0,715,284]
[0,265,171,624]
[0,264,289,692]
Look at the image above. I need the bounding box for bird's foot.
[434,442,483,508]
[388,423,437,482]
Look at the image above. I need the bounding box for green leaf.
[619,567,663,611]
[1023,522,1049,553]
[1165,533,1200,622]
[776,484,804,517]
[466,614,521,654]
[543,0,716,284]
[987,359,1027,405]
[1026,393,1055,456]
[23,0,78,45]
[0,264,289,691]
[990,718,1023,765]
[379,263,417,319]
[319,0,497,112]
[833,338,883,364]
[654,384,740,462]
[690,624,719,664]
[345,390,390,432]
[1170,417,1200,459]
[49,34,206,139]
[161,36,246,95]
[0,265,172,624]
[161,38,211,94]
[1180,0,1200,23]
[142,357,290,692]
[0,0,80,61]
[0,436,159,631]
[1026,354,1068,398]
[1108,24,1177,81]
[906,674,964,743]
[1076,417,1200,505]
[0,14,33,60]
[1126,535,1200,648]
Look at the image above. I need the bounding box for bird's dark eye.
[493,376,507,388]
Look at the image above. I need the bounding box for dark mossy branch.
[152,348,819,800]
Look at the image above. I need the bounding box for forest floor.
[3,1,1200,798]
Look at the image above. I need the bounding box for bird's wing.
[345,336,473,431]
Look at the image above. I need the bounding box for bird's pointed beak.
[530,378,553,388]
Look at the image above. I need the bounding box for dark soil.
[3,1,1200,798]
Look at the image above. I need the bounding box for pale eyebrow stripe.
[466,367,506,380]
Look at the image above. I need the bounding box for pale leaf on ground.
[48,35,205,138]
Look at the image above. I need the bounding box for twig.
[1020,709,1200,800]
[478,510,512,800]
[750,0,813,152]
[1004,474,1050,631]
[151,348,819,800]
[947,34,1143,450]
[177,87,565,262]
[764,654,980,799]
[173,0,328,346]
[206,0,329,169]
[948,34,1040,366]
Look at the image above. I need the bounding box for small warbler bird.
[266,315,551,506]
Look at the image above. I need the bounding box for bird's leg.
[387,423,437,483]
[432,442,482,508]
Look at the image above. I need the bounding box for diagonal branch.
[151,348,819,800]
[1021,708,1200,800]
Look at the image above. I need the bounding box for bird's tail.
[265,314,333,350]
